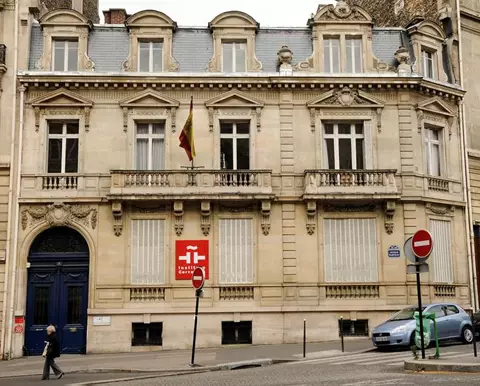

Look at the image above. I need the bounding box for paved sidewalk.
[404,354,480,373]
[0,338,372,378]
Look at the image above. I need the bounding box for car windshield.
[389,306,426,321]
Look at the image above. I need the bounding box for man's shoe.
[57,373,64,379]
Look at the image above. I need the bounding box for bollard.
[303,319,306,358]
[340,316,345,353]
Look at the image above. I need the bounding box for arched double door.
[25,227,89,355]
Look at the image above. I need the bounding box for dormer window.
[138,41,163,72]
[222,42,246,72]
[421,49,435,79]
[346,37,362,73]
[52,39,78,71]
[323,37,340,73]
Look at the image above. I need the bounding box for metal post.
[303,319,306,358]
[190,289,200,366]
[416,259,426,360]
[340,316,345,353]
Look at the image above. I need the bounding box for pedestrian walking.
[41,325,64,380]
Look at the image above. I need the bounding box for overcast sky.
[99,0,336,27]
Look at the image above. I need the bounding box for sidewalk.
[404,352,480,373]
[0,338,373,378]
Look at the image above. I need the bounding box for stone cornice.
[17,73,465,100]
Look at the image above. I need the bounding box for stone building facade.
[0,1,474,357]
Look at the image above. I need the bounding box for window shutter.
[131,220,165,284]
[324,218,378,282]
[219,219,253,284]
[430,219,453,283]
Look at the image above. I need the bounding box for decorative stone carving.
[34,107,41,131]
[306,201,317,235]
[208,107,214,132]
[200,201,211,236]
[277,45,293,75]
[111,201,123,236]
[373,57,396,73]
[376,108,383,133]
[426,203,455,216]
[122,107,128,132]
[314,1,370,22]
[394,46,413,76]
[329,87,370,107]
[84,107,91,131]
[417,109,424,133]
[84,52,95,71]
[309,108,317,132]
[260,201,271,236]
[21,203,97,231]
[384,201,396,234]
[173,201,184,236]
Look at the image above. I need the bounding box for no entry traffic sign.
[412,229,433,259]
[192,267,205,290]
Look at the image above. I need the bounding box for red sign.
[15,316,24,324]
[175,240,209,280]
[14,325,24,334]
[412,229,434,259]
[192,267,205,290]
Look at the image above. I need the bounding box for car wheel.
[409,332,415,348]
[462,326,474,344]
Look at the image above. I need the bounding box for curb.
[404,360,480,373]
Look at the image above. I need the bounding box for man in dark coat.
[42,325,64,380]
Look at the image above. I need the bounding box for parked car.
[371,303,473,348]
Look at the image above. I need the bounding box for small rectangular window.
[323,37,340,73]
[221,321,252,345]
[220,121,250,170]
[422,49,435,79]
[47,121,79,173]
[346,37,362,73]
[53,40,78,71]
[323,122,365,170]
[132,322,163,346]
[222,42,246,72]
[138,41,163,72]
[338,319,369,337]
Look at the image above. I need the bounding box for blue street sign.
[388,245,401,258]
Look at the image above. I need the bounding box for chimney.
[103,8,128,24]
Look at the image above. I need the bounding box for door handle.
[69,327,77,333]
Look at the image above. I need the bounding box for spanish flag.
[179,97,195,161]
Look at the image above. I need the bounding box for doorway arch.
[24,226,89,355]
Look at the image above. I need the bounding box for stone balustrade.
[427,177,450,192]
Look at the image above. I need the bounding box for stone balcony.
[108,169,274,201]
[303,169,399,200]
[20,173,111,202]
[401,173,464,205]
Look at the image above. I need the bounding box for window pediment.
[205,90,264,132]
[39,9,93,29]
[416,96,456,137]
[208,11,259,31]
[407,20,446,42]
[417,97,455,117]
[29,88,93,131]
[119,89,180,132]
[125,10,177,30]
[308,2,372,25]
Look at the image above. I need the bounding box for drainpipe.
[455,0,478,310]
[0,0,19,360]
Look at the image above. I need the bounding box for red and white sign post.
[190,267,205,367]
[410,229,434,360]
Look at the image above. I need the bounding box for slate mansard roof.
[28,23,410,73]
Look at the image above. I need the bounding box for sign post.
[190,267,205,367]
[410,229,434,360]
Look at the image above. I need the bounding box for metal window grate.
[338,319,369,337]
[221,321,252,345]
[132,322,163,346]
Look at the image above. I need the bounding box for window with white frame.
[135,122,165,170]
[52,39,78,71]
[131,219,165,284]
[324,122,365,169]
[424,127,442,176]
[219,219,253,284]
[324,218,378,282]
[323,37,340,73]
[421,49,435,79]
[346,37,362,73]
[138,40,163,72]
[429,219,453,283]
[222,42,246,72]
[220,122,250,170]
[47,121,79,173]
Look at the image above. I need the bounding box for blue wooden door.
[25,227,89,356]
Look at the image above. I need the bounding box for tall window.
[424,127,441,176]
[53,39,78,71]
[323,37,340,73]
[422,49,435,79]
[324,122,365,170]
[219,219,253,284]
[220,122,250,170]
[47,121,79,173]
[324,218,378,282]
[131,219,165,284]
[222,42,246,72]
[138,41,163,72]
[430,219,453,283]
[346,37,362,73]
[135,122,165,170]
